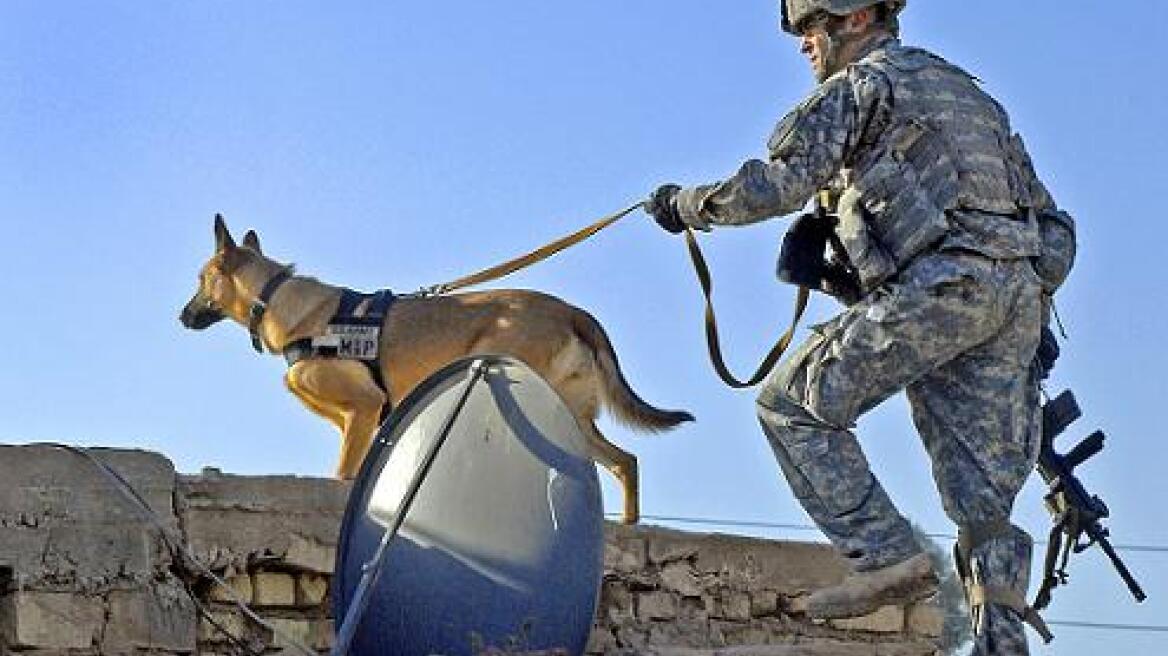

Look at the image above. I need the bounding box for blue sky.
[1,2,1165,653]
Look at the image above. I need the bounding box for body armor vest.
[826,42,1042,291]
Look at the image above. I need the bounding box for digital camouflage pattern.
[758,252,1042,653]
[677,38,1046,293]
[673,35,1058,655]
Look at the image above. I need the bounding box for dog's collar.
[248,268,294,353]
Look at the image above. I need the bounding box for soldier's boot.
[803,552,938,619]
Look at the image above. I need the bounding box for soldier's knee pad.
[953,520,1052,643]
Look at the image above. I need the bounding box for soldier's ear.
[214,214,236,252]
[242,230,262,255]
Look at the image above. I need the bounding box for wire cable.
[617,513,1168,554]
[33,443,317,656]
[1047,620,1168,634]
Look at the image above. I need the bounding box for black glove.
[645,184,685,234]
[1035,325,1060,380]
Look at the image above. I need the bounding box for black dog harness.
[246,271,397,394]
[283,288,397,393]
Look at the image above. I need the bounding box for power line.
[611,513,1168,555]
[1047,620,1168,634]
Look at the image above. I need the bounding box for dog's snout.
[180,299,223,330]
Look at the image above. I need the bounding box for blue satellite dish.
[332,355,604,656]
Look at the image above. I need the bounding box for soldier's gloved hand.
[645,184,685,234]
[776,212,831,288]
[1035,325,1060,380]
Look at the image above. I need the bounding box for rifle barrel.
[1094,528,1147,602]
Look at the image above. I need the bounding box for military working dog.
[180,216,691,523]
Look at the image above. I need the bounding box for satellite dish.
[332,355,605,656]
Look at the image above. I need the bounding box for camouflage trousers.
[757,251,1042,654]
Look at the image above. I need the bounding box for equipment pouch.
[1033,208,1076,294]
[776,212,831,288]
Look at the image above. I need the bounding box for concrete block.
[677,595,710,623]
[252,571,296,607]
[603,537,647,574]
[177,472,349,572]
[676,530,847,594]
[267,618,311,648]
[0,446,176,589]
[660,561,703,597]
[830,604,905,633]
[702,593,722,619]
[613,624,649,650]
[600,580,634,624]
[284,532,336,574]
[102,583,197,653]
[647,535,700,565]
[196,608,254,644]
[268,617,334,651]
[312,618,335,651]
[296,573,329,606]
[751,590,780,617]
[875,638,940,656]
[720,591,753,621]
[905,601,944,638]
[1,590,104,650]
[636,591,677,621]
[209,573,253,605]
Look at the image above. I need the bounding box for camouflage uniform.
[675,37,1055,653]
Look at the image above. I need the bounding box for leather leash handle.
[427,202,643,295]
[683,227,809,389]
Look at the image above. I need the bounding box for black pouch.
[776,211,831,287]
[777,210,862,304]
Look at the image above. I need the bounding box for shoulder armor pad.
[767,75,852,157]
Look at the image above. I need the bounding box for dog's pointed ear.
[214,214,236,252]
[242,230,262,255]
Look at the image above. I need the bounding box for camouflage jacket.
[676,37,1056,290]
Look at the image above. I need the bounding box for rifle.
[1033,390,1147,610]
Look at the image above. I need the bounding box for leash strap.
[424,202,643,295]
[683,227,809,389]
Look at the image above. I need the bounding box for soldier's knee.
[757,384,851,434]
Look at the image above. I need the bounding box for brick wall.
[0,446,941,655]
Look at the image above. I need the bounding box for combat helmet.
[781,0,906,35]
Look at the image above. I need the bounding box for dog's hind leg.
[579,416,640,525]
[539,336,642,524]
[552,368,640,525]
[285,359,387,479]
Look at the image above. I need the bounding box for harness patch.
[317,323,380,360]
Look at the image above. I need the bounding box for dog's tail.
[572,311,694,431]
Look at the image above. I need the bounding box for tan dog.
[180,216,691,523]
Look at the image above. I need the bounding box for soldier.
[645,1,1074,653]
